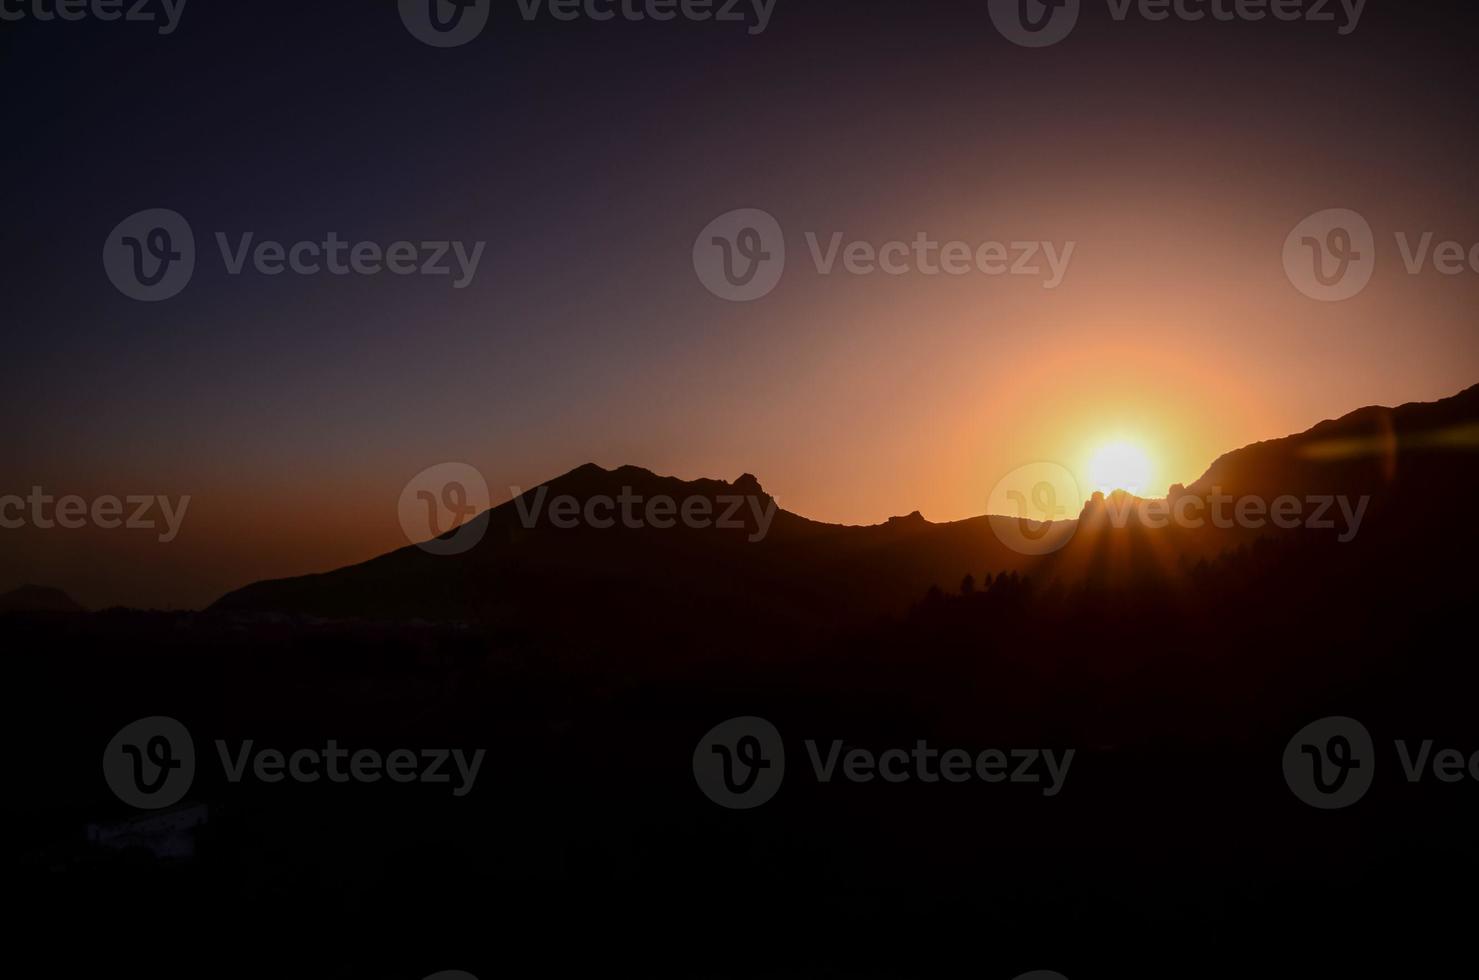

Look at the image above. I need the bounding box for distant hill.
[212,384,1479,627]
[0,586,84,615]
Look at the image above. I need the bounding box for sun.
[1087,441,1155,497]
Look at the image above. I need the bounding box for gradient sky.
[3,0,1477,609]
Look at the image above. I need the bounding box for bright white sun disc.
[1088,441,1153,495]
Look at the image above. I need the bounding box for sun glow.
[1087,441,1155,497]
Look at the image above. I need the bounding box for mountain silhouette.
[212,383,1479,627]
[213,464,1046,630]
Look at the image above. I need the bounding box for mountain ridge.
[211,382,1479,625]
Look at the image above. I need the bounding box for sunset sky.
[3,1,1477,609]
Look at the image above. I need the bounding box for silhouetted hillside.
[1189,383,1479,507]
